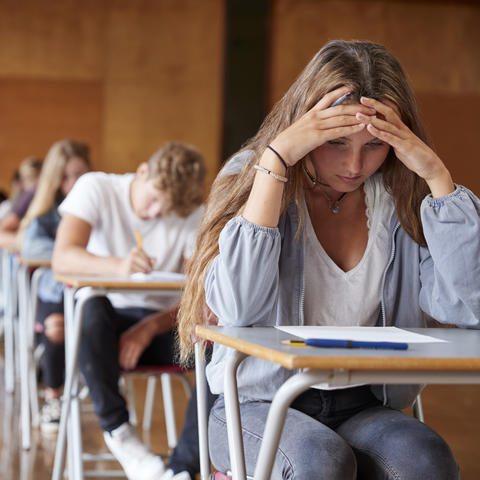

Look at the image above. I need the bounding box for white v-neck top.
[303,173,394,327]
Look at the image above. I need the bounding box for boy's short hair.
[147,142,206,217]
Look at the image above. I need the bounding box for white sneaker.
[160,469,192,480]
[104,422,165,480]
[40,398,62,434]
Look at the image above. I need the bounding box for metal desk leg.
[3,251,15,394]
[52,286,78,480]
[12,258,20,384]
[17,263,31,450]
[69,361,83,479]
[253,370,330,480]
[195,343,210,480]
[29,267,47,428]
[224,349,247,480]
[52,287,105,480]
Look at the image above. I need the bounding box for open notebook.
[129,271,186,283]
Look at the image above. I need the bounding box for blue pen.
[329,92,351,107]
[304,338,408,350]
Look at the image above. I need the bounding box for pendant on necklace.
[326,192,346,214]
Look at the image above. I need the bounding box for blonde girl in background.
[20,139,91,433]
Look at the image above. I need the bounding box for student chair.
[54,365,193,478]
[123,365,192,451]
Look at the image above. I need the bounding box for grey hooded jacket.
[205,158,480,409]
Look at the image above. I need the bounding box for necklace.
[303,162,347,214]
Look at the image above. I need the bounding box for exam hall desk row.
[195,325,480,480]
[1,249,51,450]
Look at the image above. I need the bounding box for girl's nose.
[344,149,362,175]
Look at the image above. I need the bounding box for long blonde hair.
[178,40,431,362]
[19,140,90,238]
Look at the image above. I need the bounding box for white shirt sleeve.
[58,172,106,228]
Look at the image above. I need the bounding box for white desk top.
[196,326,480,371]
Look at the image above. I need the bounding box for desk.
[196,326,480,480]
[17,257,51,450]
[52,274,185,480]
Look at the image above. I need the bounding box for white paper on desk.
[275,326,447,343]
[130,271,186,282]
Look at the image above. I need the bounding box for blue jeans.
[209,386,459,479]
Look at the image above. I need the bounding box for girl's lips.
[337,175,362,183]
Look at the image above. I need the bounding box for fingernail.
[360,96,370,103]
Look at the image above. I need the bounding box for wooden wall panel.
[102,0,225,187]
[269,0,480,194]
[417,92,479,192]
[0,78,102,193]
[0,0,224,194]
[0,0,106,80]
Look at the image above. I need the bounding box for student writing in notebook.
[20,139,91,433]
[178,40,480,479]
[52,142,210,480]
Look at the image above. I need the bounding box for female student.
[0,157,42,249]
[20,139,91,433]
[177,40,480,479]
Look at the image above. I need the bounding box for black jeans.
[37,297,65,389]
[80,296,217,476]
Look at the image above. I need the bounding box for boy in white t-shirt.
[53,142,212,480]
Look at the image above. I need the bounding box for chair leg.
[142,376,157,431]
[177,373,192,399]
[412,393,424,422]
[161,373,178,449]
[29,360,40,427]
[126,376,138,426]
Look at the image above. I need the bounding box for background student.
[0,170,22,221]
[20,139,91,433]
[178,40,480,479]
[52,141,207,480]
[0,156,42,249]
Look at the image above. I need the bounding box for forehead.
[337,127,377,143]
[65,156,88,170]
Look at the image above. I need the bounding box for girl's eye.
[365,142,385,148]
[327,140,346,146]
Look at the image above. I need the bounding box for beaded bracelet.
[266,145,288,170]
[254,164,288,183]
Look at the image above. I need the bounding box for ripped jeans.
[209,386,458,479]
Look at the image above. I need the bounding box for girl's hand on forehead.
[270,86,376,167]
[357,97,454,197]
[357,97,441,178]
